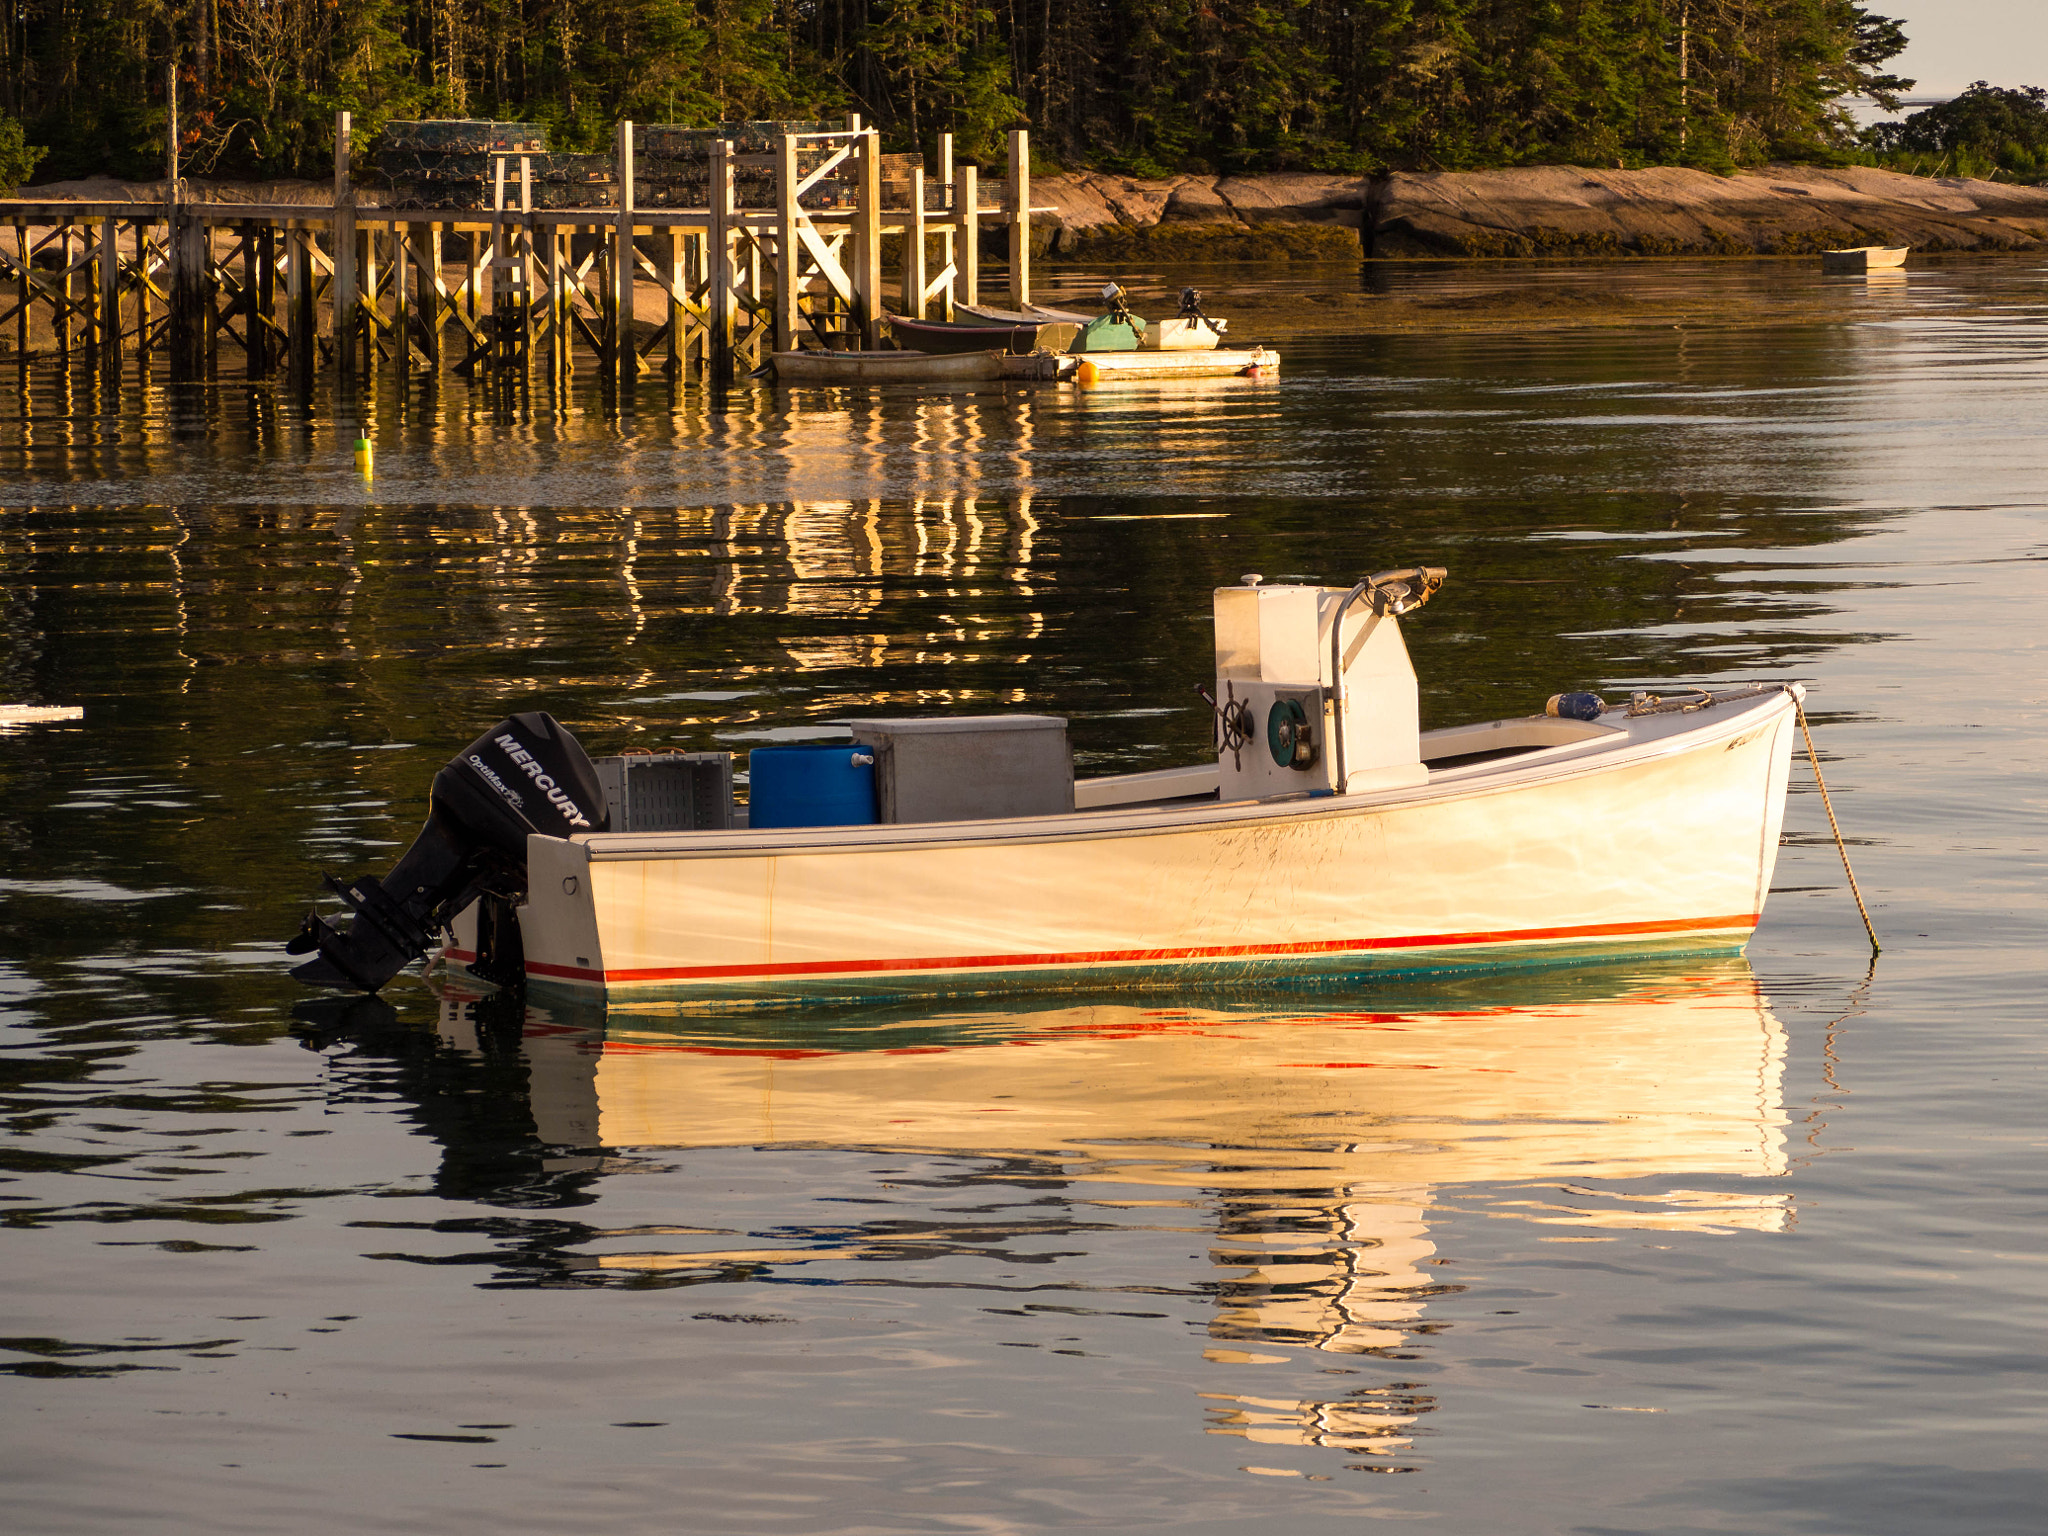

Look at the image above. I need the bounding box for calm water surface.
[2,259,2045,1533]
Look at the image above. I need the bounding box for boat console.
[1208,568,1443,799]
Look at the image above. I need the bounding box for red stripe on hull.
[523,913,1758,987]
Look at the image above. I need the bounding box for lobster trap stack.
[376,121,591,211]
[632,122,850,209]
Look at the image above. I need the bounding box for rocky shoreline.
[1035,163,2048,259]
[20,162,2048,261]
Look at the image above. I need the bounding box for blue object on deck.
[748,744,879,828]
[1546,691,1608,723]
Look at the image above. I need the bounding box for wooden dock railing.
[0,115,1045,389]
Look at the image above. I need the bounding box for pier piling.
[1,118,1037,391]
[334,113,358,382]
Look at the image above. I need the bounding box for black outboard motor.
[286,712,608,993]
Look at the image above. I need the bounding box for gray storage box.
[594,752,734,832]
[842,716,1072,824]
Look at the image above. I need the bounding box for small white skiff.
[463,569,1801,1009]
[771,348,1004,385]
[1822,245,1909,272]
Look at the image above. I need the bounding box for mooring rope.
[1794,694,1881,955]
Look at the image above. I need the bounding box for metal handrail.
[1328,566,1445,793]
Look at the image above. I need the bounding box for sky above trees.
[1874,0,2046,98]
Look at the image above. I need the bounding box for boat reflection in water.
[432,959,1789,1460]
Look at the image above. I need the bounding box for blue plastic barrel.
[748,744,878,829]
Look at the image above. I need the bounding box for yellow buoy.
[1076,359,1100,387]
[354,437,373,476]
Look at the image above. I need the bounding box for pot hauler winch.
[1206,566,1446,802]
[285,712,608,993]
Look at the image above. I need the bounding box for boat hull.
[771,348,1004,384]
[1822,245,1909,271]
[886,313,1077,355]
[956,301,1095,327]
[1076,346,1279,380]
[514,690,1798,1008]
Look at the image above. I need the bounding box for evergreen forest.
[0,0,1925,186]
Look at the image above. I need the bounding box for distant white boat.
[1822,245,1909,272]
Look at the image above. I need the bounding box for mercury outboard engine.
[285,712,607,993]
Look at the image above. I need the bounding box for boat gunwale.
[569,685,1798,864]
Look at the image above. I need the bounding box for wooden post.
[333,111,357,381]
[166,60,179,189]
[519,161,534,375]
[204,223,222,375]
[169,215,206,377]
[903,168,927,321]
[855,129,882,348]
[490,154,506,371]
[99,217,119,375]
[614,119,636,390]
[257,224,277,377]
[287,225,313,391]
[360,224,378,373]
[684,228,705,376]
[746,228,763,373]
[395,224,412,374]
[774,132,799,356]
[85,223,101,354]
[423,225,444,372]
[547,223,567,388]
[1007,128,1030,312]
[161,60,178,373]
[463,220,478,334]
[238,221,258,377]
[56,224,72,359]
[666,229,685,377]
[14,225,28,357]
[708,138,734,387]
[936,134,955,319]
[135,220,154,364]
[955,164,979,314]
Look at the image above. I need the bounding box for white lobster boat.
[448,568,1800,1010]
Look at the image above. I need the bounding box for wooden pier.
[0,116,1042,389]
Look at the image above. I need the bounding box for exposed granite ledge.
[1368,164,2048,256]
[1032,164,2048,258]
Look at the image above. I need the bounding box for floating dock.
[767,346,1281,387]
[0,705,84,725]
[1069,347,1281,382]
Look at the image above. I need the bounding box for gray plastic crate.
[594,753,735,832]
[842,716,1072,824]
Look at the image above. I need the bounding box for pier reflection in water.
[397,958,1788,1466]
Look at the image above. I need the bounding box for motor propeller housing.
[285,712,608,993]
